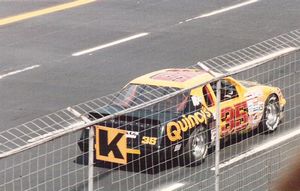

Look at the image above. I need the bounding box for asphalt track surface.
[0,0,300,191]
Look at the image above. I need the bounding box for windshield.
[112,84,189,113]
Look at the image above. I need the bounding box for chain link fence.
[0,29,299,191]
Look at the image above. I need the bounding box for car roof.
[130,68,217,89]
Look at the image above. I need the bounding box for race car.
[78,68,286,166]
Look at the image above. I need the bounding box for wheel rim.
[191,132,207,159]
[265,101,279,131]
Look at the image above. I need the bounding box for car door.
[203,77,249,137]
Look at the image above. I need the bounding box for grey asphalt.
[0,0,299,190]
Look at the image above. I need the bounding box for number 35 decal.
[221,101,248,135]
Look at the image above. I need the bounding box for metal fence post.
[88,127,94,191]
[215,80,221,191]
[197,62,221,191]
[66,107,95,191]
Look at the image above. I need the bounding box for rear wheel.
[181,126,209,166]
[261,95,280,133]
[78,129,89,152]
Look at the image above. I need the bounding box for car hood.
[239,80,261,88]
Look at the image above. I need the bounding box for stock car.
[78,68,286,166]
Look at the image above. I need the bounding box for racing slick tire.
[261,94,280,133]
[181,126,209,166]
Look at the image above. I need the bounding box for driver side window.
[210,79,238,102]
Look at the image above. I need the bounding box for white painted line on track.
[72,33,149,56]
[0,65,40,80]
[181,0,258,23]
[211,125,300,171]
[226,47,298,72]
[159,183,185,191]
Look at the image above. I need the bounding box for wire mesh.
[0,131,90,191]
[217,50,300,191]
[0,29,299,191]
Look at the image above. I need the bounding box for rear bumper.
[77,136,169,165]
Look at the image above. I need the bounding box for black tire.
[181,126,209,166]
[78,129,89,152]
[261,94,280,133]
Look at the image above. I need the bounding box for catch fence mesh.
[0,29,299,191]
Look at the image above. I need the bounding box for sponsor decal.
[141,136,157,145]
[247,98,264,115]
[202,106,212,118]
[245,91,264,127]
[174,144,182,152]
[221,101,249,135]
[95,125,140,164]
[126,131,139,139]
[210,127,216,145]
[166,110,208,142]
[191,96,202,107]
[246,90,263,98]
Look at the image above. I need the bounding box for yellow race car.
[78,68,286,166]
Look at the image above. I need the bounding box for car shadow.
[74,127,266,175]
[74,152,181,175]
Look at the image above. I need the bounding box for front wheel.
[181,126,209,166]
[261,95,280,133]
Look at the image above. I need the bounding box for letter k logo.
[99,130,124,159]
[95,125,140,164]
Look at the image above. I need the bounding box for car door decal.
[221,101,249,135]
